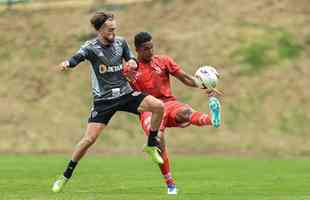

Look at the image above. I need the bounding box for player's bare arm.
[175,70,223,96]
[174,70,204,88]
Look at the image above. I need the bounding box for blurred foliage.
[90,0,128,12]
[75,32,97,42]
[232,30,303,75]
[277,32,303,59]
[276,109,309,136]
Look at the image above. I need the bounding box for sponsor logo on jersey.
[152,63,163,74]
[99,64,107,74]
[107,64,123,72]
[112,88,121,97]
[99,64,123,74]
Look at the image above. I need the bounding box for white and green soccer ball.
[195,66,219,89]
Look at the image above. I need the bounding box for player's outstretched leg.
[208,97,221,128]
[52,123,105,193]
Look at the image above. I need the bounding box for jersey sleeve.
[122,39,135,62]
[68,43,90,68]
[165,56,184,76]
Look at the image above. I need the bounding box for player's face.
[137,41,154,62]
[99,19,116,43]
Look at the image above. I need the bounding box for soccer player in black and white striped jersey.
[52,11,165,193]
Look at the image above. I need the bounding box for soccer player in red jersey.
[123,32,221,194]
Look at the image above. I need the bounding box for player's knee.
[78,136,96,148]
[157,101,165,115]
[151,99,164,114]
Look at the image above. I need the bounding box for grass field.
[1,155,310,200]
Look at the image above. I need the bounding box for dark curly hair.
[134,32,152,48]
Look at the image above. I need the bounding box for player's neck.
[98,35,112,46]
[138,56,152,64]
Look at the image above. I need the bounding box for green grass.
[1,155,310,200]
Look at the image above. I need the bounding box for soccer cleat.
[209,97,221,128]
[143,145,164,165]
[52,176,68,193]
[167,184,178,195]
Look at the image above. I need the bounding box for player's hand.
[206,87,223,97]
[58,61,70,72]
[123,63,137,81]
[127,59,138,69]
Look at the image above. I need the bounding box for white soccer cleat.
[167,184,178,195]
[52,176,68,193]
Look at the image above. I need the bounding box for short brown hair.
[90,11,114,31]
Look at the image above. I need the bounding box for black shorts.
[88,91,148,125]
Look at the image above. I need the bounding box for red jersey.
[124,55,184,102]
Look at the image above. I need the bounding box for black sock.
[148,130,159,147]
[63,160,78,179]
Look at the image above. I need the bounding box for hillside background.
[0,0,309,156]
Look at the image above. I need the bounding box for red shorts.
[140,100,192,135]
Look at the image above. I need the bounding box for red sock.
[190,111,212,126]
[160,146,175,186]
